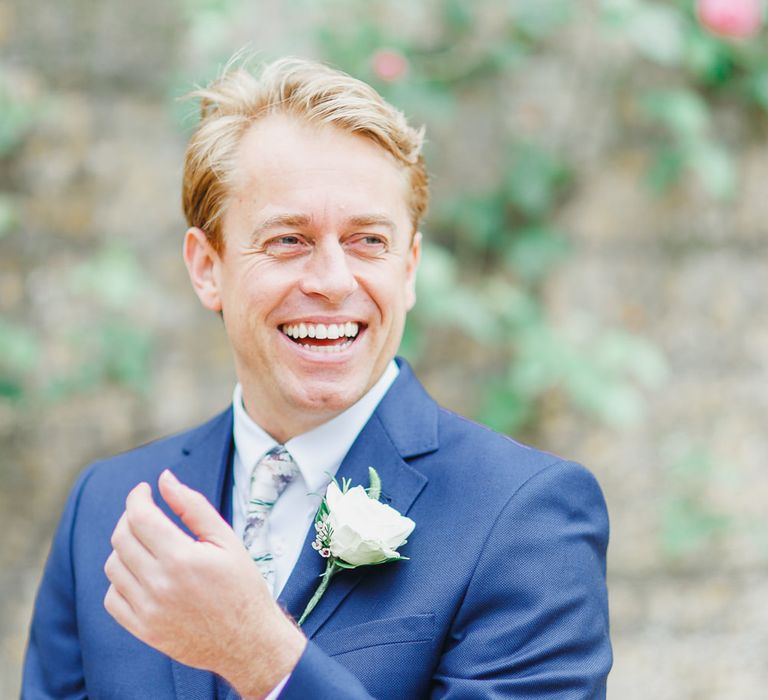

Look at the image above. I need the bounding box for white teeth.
[282,322,361,340]
[299,339,353,353]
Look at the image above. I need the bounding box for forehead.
[227,114,411,222]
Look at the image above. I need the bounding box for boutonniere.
[297,467,415,626]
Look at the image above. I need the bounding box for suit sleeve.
[281,459,611,700]
[431,459,612,699]
[22,467,96,700]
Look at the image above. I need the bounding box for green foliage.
[0,319,40,401]
[61,246,154,394]
[602,0,768,199]
[503,143,571,221]
[366,467,382,501]
[660,444,731,560]
[0,71,39,157]
[20,0,766,447]
[44,322,153,399]
[642,89,736,198]
[69,247,147,311]
[0,194,20,239]
[408,239,666,434]
[603,0,686,66]
[0,246,155,408]
[310,0,669,436]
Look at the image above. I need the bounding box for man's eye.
[263,233,307,257]
[349,234,387,251]
[264,235,306,253]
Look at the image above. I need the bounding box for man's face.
[186,115,420,440]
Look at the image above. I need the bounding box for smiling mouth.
[280,321,363,353]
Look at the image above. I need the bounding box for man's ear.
[183,227,223,312]
[405,231,421,311]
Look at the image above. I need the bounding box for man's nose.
[298,239,358,303]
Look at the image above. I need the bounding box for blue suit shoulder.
[383,359,608,527]
[425,405,607,522]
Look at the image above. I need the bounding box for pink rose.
[696,0,764,38]
[372,49,409,82]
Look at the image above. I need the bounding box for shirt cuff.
[263,673,291,700]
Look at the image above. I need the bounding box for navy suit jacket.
[23,360,611,698]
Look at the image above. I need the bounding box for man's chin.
[290,384,366,416]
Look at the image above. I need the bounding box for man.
[23,57,611,699]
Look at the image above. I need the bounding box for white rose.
[325,481,415,566]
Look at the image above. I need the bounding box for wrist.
[226,610,307,699]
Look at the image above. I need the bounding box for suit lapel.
[163,409,235,700]
[163,408,234,529]
[164,361,438,696]
[279,360,438,638]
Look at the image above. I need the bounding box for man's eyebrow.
[252,213,397,239]
[345,215,397,231]
[253,214,313,234]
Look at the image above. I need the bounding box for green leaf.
[377,555,409,564]
[69,247,145,310]
[99,324,152,390]
[689,141,736,200]
[685,31,734,85]
[334,560,358,570]
[661,496,730,558]
[503,143,570,219]
[0,376,23,400]
[443,0,473,31]
[0,77,37,156]
[748,70,768,112]
[626,3,685,66]
[0,194,19,238]
[367,467,382,501]
[315,500,329,523]
[643,89,709,139]
[477,383,532,434]
[505,226,570,281]
[647,147,685,192]
[508,0,573,40]
[0,319,39,374]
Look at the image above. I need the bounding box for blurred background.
[1,0,767,696]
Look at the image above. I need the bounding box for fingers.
[104,583,141,635]
[111,512,155,570]
[104,539,145,603]
[123,481,192,558]
[158,470,238,548]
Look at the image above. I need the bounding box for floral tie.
[243,445,298,593]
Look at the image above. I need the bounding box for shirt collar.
[232,360,400,493]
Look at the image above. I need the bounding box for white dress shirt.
[230,361,399,698]
[231,360,400,598]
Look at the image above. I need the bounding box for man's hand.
[104,469,307,699]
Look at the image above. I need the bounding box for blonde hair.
[182,56,428,252]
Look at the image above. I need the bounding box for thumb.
[158,469,238,548]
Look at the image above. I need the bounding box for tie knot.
[251,445,298,497]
